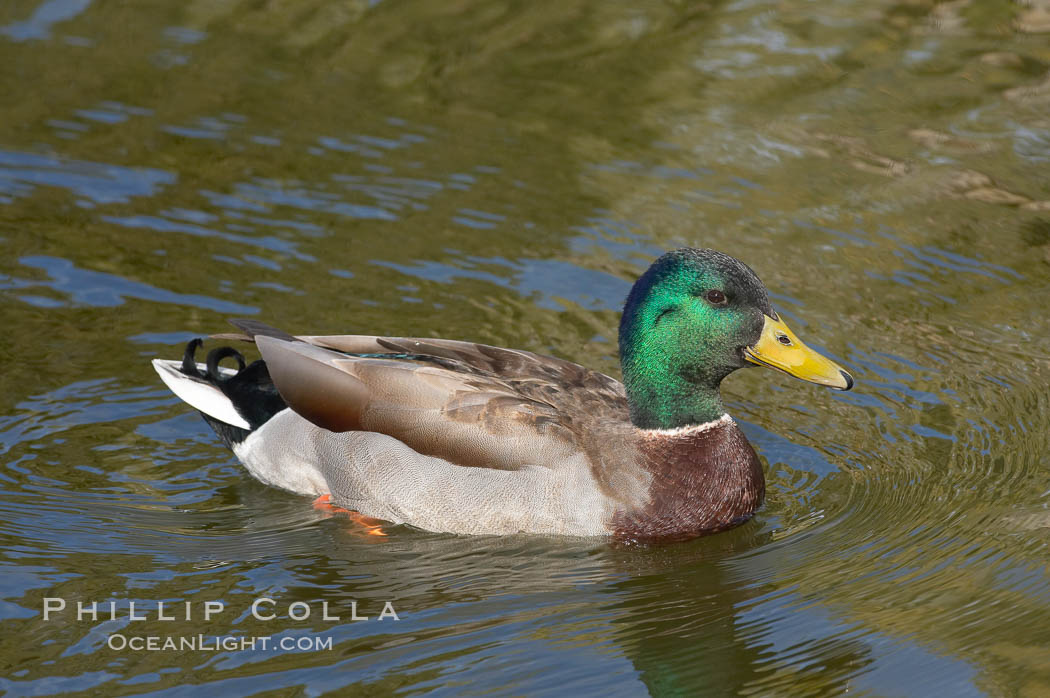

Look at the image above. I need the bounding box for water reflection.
[1,0,93,42]
[0,149,174,205]
[12,255,256,313]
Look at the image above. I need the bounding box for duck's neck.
[621,360,728,429]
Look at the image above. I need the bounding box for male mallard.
[153,248,852,541]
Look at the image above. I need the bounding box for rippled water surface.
[2,0,1050,695]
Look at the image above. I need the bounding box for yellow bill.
[744,314,853,390]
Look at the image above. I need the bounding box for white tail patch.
[152,359,251,430]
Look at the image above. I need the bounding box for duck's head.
[619,248,852,430]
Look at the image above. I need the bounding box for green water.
[2,0,1050,695]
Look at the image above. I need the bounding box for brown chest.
[610,421,765,542]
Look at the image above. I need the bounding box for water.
[2,0,1049,694]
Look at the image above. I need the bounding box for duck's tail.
[152,339,287,448]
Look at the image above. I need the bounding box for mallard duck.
[153,248,852,541]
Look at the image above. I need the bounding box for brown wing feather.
[221,319,622,394]
[217,321,635,481]
[304,334,624,392]
[255,335,630,472]
[219,319,628,422]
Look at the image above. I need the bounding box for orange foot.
[312,494,387,536]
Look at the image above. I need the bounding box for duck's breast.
[610,418,765,541]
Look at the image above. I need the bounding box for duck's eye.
[705,289,727,305]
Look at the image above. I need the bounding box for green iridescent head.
[619,248,852,430]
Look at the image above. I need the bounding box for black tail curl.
[181,337,204,376]
[182,339,247,383]
[180,338,288,444]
